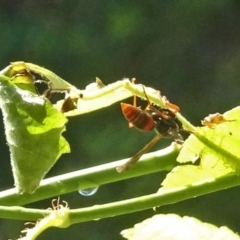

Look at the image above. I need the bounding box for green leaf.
[1,61,73,92]
[162,107,240,188]
[0,75,70,193]
[178,107,240,164]
[120,214,240,240]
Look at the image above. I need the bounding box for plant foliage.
[0,62,239,239]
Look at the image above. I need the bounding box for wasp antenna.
[141,85,152,106]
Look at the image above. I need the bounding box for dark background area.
[1,1,240,239]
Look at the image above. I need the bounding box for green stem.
[69,172,240,224]
[0,205,50,220]
[0,145,180,206]
[0,172,239,222]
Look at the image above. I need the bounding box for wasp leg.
[142,85,180,119]
[116,134,161,173]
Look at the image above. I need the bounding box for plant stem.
[0,172,239,222]
[0,205,50,220]
[69,172,240,224]
[0,144,180,206]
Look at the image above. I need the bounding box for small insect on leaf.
[202,112,234,128]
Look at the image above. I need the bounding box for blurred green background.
[1,0,240,239]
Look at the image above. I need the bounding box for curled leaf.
[0,75,70,193]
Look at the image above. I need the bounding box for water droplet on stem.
[79,187,99,196]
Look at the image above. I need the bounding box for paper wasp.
[116,86,183,172]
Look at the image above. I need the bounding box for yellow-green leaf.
[162,107,240,188]
[121,214,240,240]
[0,75,70,193]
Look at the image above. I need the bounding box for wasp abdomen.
[121,103,154,131]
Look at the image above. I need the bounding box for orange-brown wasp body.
[117,87,183,172]
[121,103,182,137]
[120,103,155,131]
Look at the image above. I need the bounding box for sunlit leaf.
[180,107,240,163]
[120,214,240,240]
[162,107,240,188]
[161,165,233,188]
[0,63,164,117]
[55,80,133,116]
[0,75,70,193]
[179,107,240,163]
